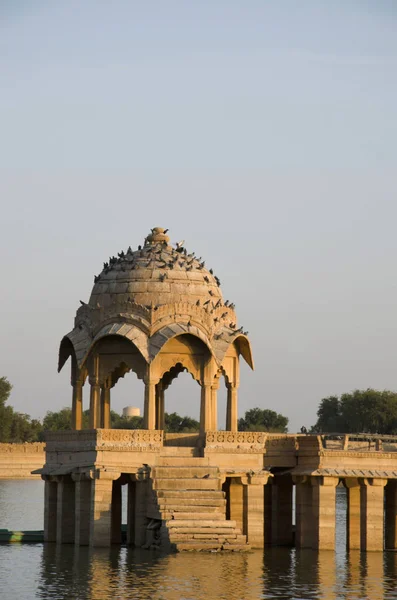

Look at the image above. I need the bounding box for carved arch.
[149,324,216,363]
[81,322,150,367]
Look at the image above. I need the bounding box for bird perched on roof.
[203,299,210,306]
[176,240,185,249]
[79,300,86,306]
[204,276,210,283]
[196,299,200,306]
[164,228,169,234]
[209,268,213,274]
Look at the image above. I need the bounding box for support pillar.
[294,476,313,549]
[360,478,386,551]
[73,473,91,546]
[89,379,100,429]
[144,378,157,430]
[56,476,75,544]
[242,473,270,548]
[111,479,122,544]
[101,384,111,429]
[90,471,121,547]
[311,476,338,550]
[226,384,238,432]
[271,475,293,546]
[200,382,212,433]
[72,379,83,430]
[229,478,244,533]
[155,383,165,430]
[127,480,136,546]
[345,477,361,550]
[385,479,397,550]
[134,478,149,547]
[43,476,57,542]
[211,380,220,431]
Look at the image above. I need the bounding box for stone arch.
[149,323,216,363]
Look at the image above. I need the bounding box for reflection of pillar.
[385,479,397,550]
[155,383,165,430]
[200,382,212,433]
[111,479,122,544]
[144,379,157,430]
[43,476,57,542]
[226,384,238,432]
[72,379,83,430]
[271,475,293,546]
[134,479,149,547]
[360,478,386,551]
[90,471,121,547]
[211,379,220,431]
[73,473,91,546]
[311,476,338,550]
[56,476,75,544]
[101,384,111,429]
[345,478,361,550]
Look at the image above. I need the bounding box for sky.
[1,1,397,432]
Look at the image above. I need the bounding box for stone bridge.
[38,430,397,552]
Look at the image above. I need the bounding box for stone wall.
[0,443,45,479]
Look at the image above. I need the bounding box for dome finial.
[145,227,170,246]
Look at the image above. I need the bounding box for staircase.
[147,456,250,552]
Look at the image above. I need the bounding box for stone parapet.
[0,443,45,479]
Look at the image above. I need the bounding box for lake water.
[1,481,397,600]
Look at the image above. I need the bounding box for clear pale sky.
[1,1,396,432]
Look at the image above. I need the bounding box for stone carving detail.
[206,431,267,445]
[97,429,163,445]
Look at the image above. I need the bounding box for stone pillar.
[345,477,361,550]
[311,476,338,550]
[73,474,91,546]
[111,479,122,544]
[155,383,165,430]
[294,476,313,549]
[101,384,111,429]
[385,479,397,550]
[43,476,57,542]
[144,378,157,430]
[56,476,75,544]
[226,384,238,432]
[72,379,83,430]
[127,480,136,546]
[90,470,121,547]
[200,382,212,433]
[211,380,220,431]
[229,478,244,533]
[242,473,271,548]
[360,478,387,551]
[134,478,149,547]
[89,378,100,429]
[271,475,293,546]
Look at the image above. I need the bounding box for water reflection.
[29,544,397,600]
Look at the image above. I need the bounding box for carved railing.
[45,429,163,452]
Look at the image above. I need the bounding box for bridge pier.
[385,479,397,550]
[360,478,387,552]
[270,475,293,546]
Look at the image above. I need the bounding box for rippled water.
[1,481,397,600]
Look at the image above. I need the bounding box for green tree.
[164,412,200,433]
[111,411,144,429]
[238,407,289,433]
[312,389,397,434]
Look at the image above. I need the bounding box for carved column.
[242,473,271,548]
[101,383,111,429]
[200,381,213,433]
[360,478,387,551]
[211,379,220,431]
[56,475,75,544]
[43,475,57,542]
[89,355,100,429]
[89,470,121,547]
[71,376,83,431]
[144,377,157,430]
[72,473,91,546]
[155,382,165,430]
[310,476,338,550]
[385,479,397,550]
[345,477,361,550]
[226,384,238,432]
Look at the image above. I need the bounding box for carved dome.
[89,227,223,309]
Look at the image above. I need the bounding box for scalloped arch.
[149,323,216,363]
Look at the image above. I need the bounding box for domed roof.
[89,227,223,309]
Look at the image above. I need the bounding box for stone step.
[176,541,223,551]
[165,511,225,521]
[220,543,251,552]
[152,466,219,479]
[166,519,237,529]
[160,507,224,516]
[169,533,236,541]
[158,497,226,507]
[153,478,221,491]
[159,447,200,457]
[156,490,225,499]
